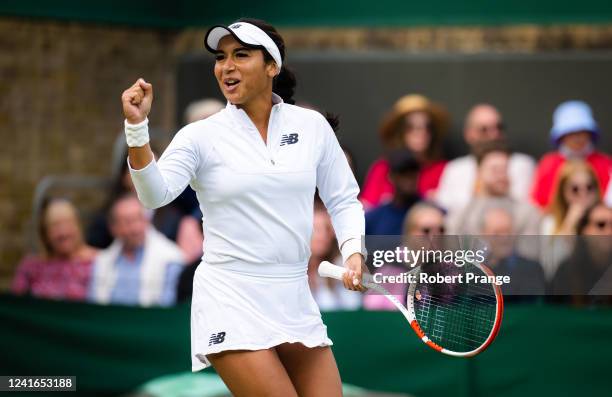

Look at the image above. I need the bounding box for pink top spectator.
[12,197,97,301]
[12,255,93,301]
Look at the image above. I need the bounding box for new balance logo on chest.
[208,332,226,346]
[280,133,299,146]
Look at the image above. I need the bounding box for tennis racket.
[319,260,503,357]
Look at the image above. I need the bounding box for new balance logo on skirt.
[280,133,299,146]
[208,332,226,346]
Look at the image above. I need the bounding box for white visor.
[204,22,282,72]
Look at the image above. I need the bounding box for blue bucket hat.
[550,100,599,146]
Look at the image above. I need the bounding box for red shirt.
[361,157,447,208]
[11,255,93,301]
[530,151,612,208]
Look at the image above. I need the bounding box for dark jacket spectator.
[549,202,612,305]
[365,149,421,236]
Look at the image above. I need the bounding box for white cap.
[204,22,282,73]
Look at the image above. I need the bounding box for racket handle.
[318,261,374,284]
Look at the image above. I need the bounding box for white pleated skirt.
[190,261,333,371]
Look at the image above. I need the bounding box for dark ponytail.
[236,17,297,104]
[273,66,296,105]
[325,112,340,132]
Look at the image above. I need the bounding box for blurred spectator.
[176,207,204,264]
[183,98,224,124]
[577,202,612,235]
[364,202,446,310]
[12,198,97,301]
[549,202,612,305]
[88,194,184,307]
[539,160,600,278]
[531,100,612,208]
[365,149,421,236]
[402,201,449,254]
[403,202,446,238]
[447,139,541,235]
[542,160,600,235]
[307,207,362,311]
[361,94,448,208]
[436,104,535,212]
[87,146,200,255]
[175,207,205,303]
[480,207,546,300]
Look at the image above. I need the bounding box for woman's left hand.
[342,253,369,292]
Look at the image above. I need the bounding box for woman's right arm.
[122,79,154,169]
[121,79,199,209]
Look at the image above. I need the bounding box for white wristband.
[340,237,367,264]
[124,118,150,147]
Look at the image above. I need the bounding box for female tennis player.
[121,18,367,397]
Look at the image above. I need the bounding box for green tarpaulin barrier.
[1,1,612,28]
[1,294,611,396]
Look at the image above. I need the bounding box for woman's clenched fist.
[121,78,153,124]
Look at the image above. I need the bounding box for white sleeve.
[315,117,366,262]
[128,128,201,209]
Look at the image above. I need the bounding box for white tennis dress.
[128,93,365,371]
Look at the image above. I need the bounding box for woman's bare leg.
[208,349,298,397]
[275,343,343,397]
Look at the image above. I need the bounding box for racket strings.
[419,296,495,344]
[417,291,496,320]
[413,266,497,353]
[418,305,495,349]
[418,297,496,322]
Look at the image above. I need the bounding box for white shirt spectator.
[435,153,535,212]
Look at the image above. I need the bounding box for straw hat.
[379,94,450,153]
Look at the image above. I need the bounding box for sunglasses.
[419,226,446,235]
[569,183,595,195]
[589,219,612,230]
[477,122,505,134]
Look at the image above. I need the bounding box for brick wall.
[279,25,612,51]
[0,18,180,287]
